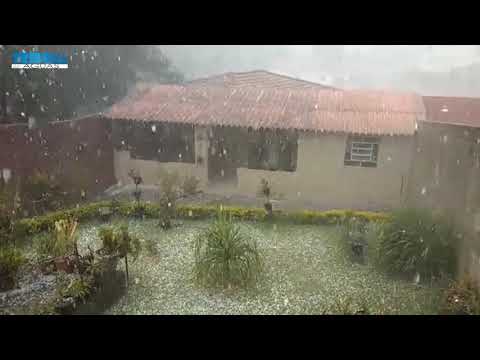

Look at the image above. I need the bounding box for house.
[106,72,426,211]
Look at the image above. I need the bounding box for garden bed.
[68,218,441,315]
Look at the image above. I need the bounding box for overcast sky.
[161,45,480,96]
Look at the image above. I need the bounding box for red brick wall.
[0,115,116,201]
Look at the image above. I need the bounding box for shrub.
[377,208,458,281]
[440,275,480,315]
[194,212,263,289]
[98,225,141,284]
[57,276,92,303]
[181,176,200,196]
[128,169,143,205]
[35,218,77,261]
[0,245,25,291]
[158,170,180,229]
[12,201,389,237]
[258,179,273,219]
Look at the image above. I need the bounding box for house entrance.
[207,128,238,186]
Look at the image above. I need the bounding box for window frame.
[344,136,380,168]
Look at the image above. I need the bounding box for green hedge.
[13,201,390,237]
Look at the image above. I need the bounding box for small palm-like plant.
[194,212,263,289]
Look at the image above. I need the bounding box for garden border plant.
[12,201,390,237]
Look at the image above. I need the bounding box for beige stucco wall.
[114,126,209,189]
[236,132,414,211]
[114,127,414,211]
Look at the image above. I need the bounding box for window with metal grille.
[344,136,379,167]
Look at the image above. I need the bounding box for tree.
[0,45,183,124]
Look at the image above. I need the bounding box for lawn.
[72,218,441,315]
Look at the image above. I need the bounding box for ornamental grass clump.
[35,218,78,261]
[194,212,263,289]
[377,208,458,282]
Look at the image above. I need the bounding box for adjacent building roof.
[107,83,425,136]
[423,96,480,128]
[187,70,336,90]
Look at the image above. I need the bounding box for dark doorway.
[207,128,238,185]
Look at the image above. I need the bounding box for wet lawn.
[74,218,441,315]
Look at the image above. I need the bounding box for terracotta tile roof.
[187,70,336,90]
[106,84,425,136]
[423,96,480,128]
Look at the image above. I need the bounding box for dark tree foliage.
[0,45,183,124]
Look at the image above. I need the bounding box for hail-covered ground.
[76,218,441,315]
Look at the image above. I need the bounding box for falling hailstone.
[413,273,420,285]
[151,125,156,133]
[2,169,11,184]
[28,116,36,129]
[421,187,427,195]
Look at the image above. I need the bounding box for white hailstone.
[28,116,36,129]
[151,125,156,133]
[413,273,420,285]
[421,187,427,195]
[20,112,25,117]
[387,156,392,161]
[134,278,140,285]
[178,153,182,159]
[167,202,171,208]
[2,169,11,183]
[188,210,193,217]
